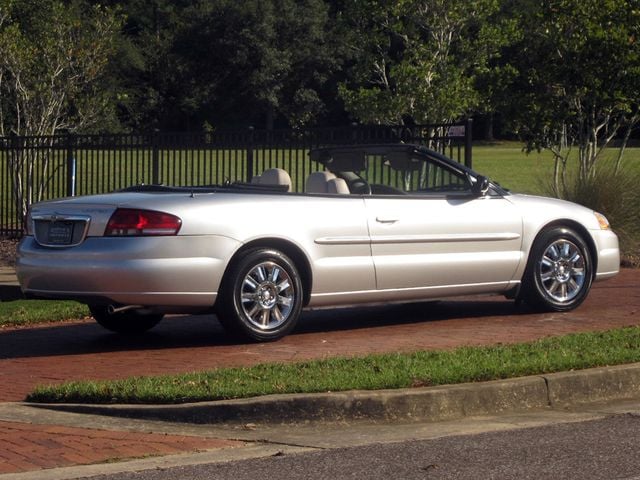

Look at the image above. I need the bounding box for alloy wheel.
[239,261,295,331]
[538,239,586,303]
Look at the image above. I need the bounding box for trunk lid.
[28,192,181,246]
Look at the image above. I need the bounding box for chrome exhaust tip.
[107,304,144,315]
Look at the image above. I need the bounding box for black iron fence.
[0,121,472,237]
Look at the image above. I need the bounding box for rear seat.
[251,168,292,192]
[306,171,349,194]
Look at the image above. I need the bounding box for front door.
[366,194,523,294]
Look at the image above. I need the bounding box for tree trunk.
[265,105,275,131]
[482,113,494,141]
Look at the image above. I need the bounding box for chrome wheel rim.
[239,261,295,330]
[539,239,586,303]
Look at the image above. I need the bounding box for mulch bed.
[0,239,18,267]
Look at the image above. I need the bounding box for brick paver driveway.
[1,269,638,402]
[0,421,240,475]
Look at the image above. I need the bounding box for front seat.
[306,171,337,193]
[255,168,292,192]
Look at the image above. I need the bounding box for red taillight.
[105,208,182,236]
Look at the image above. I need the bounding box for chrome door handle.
[376,217,398,224]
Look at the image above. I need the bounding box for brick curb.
[31,363,640,425]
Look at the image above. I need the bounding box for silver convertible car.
[16,144,620,341]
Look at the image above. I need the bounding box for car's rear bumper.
[16,235,240,307]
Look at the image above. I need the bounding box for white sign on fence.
[447,125,466,137]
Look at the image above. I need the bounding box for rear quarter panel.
[20,192,375,305]
[171,193,376,297]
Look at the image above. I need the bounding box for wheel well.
[221,238,313,306]
[532,220,598,278]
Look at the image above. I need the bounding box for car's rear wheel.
[521,227,593,311]
[218,248,303,342]
[89,305,164,334]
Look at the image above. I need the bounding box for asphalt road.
[86,414,640,480]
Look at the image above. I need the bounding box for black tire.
[89,305,163,334]
[521,227,593,311]
[218,248,303,342]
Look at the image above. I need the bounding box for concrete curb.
[31,363,640,425]
[546,363,640,407]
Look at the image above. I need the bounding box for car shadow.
[296,298,529,335]
[0,315,231,360]
[0,297,528,361]
[0,299,529,360]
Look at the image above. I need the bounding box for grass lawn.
[0,300,89,328]
[27,326,640,404]
[473,142,553,194]
[473,142,640,195]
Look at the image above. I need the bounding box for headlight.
[594,212,611,230]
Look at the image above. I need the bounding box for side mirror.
[471,175,490,197]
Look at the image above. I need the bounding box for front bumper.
[591,229,620,281]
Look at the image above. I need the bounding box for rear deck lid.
[27,192,171,246]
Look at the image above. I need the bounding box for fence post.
[151,130,160,184]
[246,126,255,182]
[351,122,359,144]
[66,132,77,197]
[7,133,24,236]
[464,118,473,169]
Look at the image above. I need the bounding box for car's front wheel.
[89,305,164,334]
[521,227,593,311]
[218,248,303,342]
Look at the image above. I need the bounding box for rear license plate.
[47,222,74,245]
